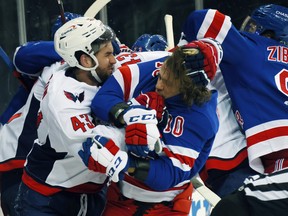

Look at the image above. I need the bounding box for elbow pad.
[109,102,130,127]
[130,157,150,182]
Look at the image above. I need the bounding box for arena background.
[1,0,288,120]
[0,0,288,215]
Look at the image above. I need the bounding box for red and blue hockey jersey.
[180,9,288,173]
[91,57,219,202]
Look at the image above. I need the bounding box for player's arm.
[91,62,166,157]
[127,111,217,191]
[179,9,252,65]
[91,56,167,123]
[13,41,62,77]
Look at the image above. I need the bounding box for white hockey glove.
[78,135,128,182]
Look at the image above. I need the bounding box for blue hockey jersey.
[180,9,288,173]
[91,57,219,201]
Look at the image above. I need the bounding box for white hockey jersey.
[22,64,125,195]
[0,62,62,171]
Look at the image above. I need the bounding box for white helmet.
[54,17,115,82]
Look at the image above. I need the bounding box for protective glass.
[240,16,262,34]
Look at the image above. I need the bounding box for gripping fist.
[130,92,166,122]
[123,106,162,157]
[78,135,128,182]
[181,40,220,86]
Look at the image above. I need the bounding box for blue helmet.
[241,4,288,44]
[51,12,82,38]
[131,34,168,52]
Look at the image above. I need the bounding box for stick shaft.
[84,0,111,17]
[56,0,66,24]
[191,177,221,207]
[164,14,175,50]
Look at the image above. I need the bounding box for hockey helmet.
[51,12,82,38]
[240,4,288,44]
[54,17,115,82]
[131,34,168,52]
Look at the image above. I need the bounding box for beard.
[93,64,114,84]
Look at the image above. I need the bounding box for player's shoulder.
[190,91,219,130]
[41,61,68,83]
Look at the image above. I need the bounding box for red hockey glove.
[130,92,166,122]
[182,40,220,86]
[123,106,162,158]
[78,135,128,182]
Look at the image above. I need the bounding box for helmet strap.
[89,53,102,83]
[90,69,102,83]
[77,52,102,83]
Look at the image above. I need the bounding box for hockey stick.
[56,0,66,24]
[84,0,111,17]
[191,176,221,207]
[0,46,15,73]
[164,14,175,50]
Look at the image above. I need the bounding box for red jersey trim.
[204,148,248,171]
[22,170,106,196]
[0,159,25,171]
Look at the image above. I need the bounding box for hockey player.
[210,168,288,216]
[198,67,257,197]
[180,4,288,173]
[176,17,260,198]
[0,12,80,126]
[179,4,288,215]
[116,33,168,53]
[0,12,79,215]
[130,34,168,52]
[79,38,222,215]
[1,25,169,216]
[13,17,123,216]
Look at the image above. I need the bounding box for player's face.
[155,63,180,99]
[95,42,116,83]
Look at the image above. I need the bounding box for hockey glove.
[123,105,162,158]
[129,92,167,124]
[78,135,128,182]
[182,40,219,86]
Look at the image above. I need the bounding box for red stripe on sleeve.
[163,147,195,168]
[119,66,132,102]
[247,126,288,147]
[204,11,226,39]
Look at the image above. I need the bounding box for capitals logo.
[64,90,85,103]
